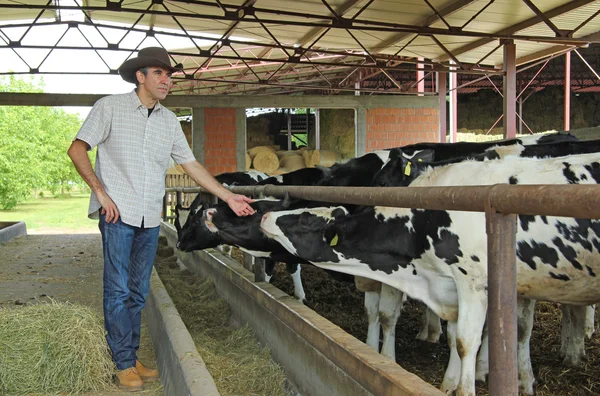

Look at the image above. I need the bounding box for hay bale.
[252,151,279,173]
[248,145,276,159]
[245,153,251,171]
[303,149,341,167]
[0,301,114,394]
[275,150,302,159]
[278,155,306,172]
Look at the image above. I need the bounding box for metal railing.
[163,183,600,396]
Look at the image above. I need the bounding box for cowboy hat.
[118,47,183,84]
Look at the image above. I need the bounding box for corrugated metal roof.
[0,0,598,95]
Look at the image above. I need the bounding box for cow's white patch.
[239,247,271,258]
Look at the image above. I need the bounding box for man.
[67,47,254,391]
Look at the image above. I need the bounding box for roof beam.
[370,0,479,53]
[437,0,596,62]
[509,31,600,66]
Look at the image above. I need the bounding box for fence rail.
[162,182,600,396]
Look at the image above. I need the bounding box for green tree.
[0,75,86,209]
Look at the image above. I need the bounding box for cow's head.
[260,206,349,263]
[174,198,222,252]
[371,148,435,187]
[202,195,294,251]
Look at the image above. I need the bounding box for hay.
[247,145,275,159]
[0,300,114,395]
[278,155,306,172]
[252,151,279,174]
[303,149,341,167]
[154,258,287,396]
[245,153,251,171]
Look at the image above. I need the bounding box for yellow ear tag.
[417,158,423,162]
[404,161,412,176]
[330,234,339,247]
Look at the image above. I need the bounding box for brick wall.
[366,107,439,152]
[203,108,237,174]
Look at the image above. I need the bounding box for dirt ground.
[0,232,162,396]
[266,258,600,396]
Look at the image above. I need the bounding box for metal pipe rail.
[164,183,600,396]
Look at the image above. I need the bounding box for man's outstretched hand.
[226,194,255,216]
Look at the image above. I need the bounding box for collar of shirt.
[129,89,163,113]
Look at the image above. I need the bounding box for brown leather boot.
[115,367,143,391]
[136,360,159,382]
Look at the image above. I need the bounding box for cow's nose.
[260,213,269,227]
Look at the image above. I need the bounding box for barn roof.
[0,0,599,95]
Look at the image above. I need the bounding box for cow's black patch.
[541,216,548,224]
[563,162,579,184]
[580,173,588,181]
[509,176,518,185]
[484,151,500,160]
[555,219,595,252]
[519,215,535,232]
[549,272,570,281]
[517,241,559,270]
[433,229,462,265]
[471,255,480,262]
[458,267,467,275]
[584,162,600,183]
[552,237,583,270]
[587,266,596,277]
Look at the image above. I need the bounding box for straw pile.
[302,149,341,167]
[0,301,114,394]
[248,146,279,173]
[154,248,287,396]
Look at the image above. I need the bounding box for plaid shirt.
[75,90,195,228]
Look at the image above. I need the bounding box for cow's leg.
[264,258,275,283]
[379,284,404,360]
[586,305,596,339]
[364,290,381,351]
[561,304,587,367]
[517,298,536,395]
[285,262,306,303]
[441,320,461,394]
[416,307,443,343]
[449,275,487,396]
[475,322,488,383]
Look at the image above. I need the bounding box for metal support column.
[449,63,457,142]
[486,205,518,396]
[503,40,517,139]
[417,57,425,96]
[437,71,447,142]
[564,51,571,131]
[315,108,321,150]
[518,97,523,135]
[287,108,292,150]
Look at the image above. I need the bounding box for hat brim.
[118,55,183,84]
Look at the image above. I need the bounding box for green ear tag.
[404,161,412,176]
[330,234,339,247]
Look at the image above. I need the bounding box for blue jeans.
[99,214,160,370]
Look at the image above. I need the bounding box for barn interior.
[2,1,600,395]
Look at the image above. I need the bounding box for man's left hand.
[226,194,255,216]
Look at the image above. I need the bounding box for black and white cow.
[260,151,600,396]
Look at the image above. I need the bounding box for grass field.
[0,193,97,232]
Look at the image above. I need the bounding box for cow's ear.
[315,164,332,177]
[332,207,347,220]
[412,149,435,163]
[389,148,403,161]
[323,224,339,247]
[282,192,292,208]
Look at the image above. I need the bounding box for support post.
[486,206,518,396]
[449,63,457,142]
[518,97,523,135]
[503,40,517,139]
[315,108,321,150]
[437,72,447,142]
[192,107,205,164]
[417,57,425,96]
[287,108,292,150]
[564,51,571,131]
